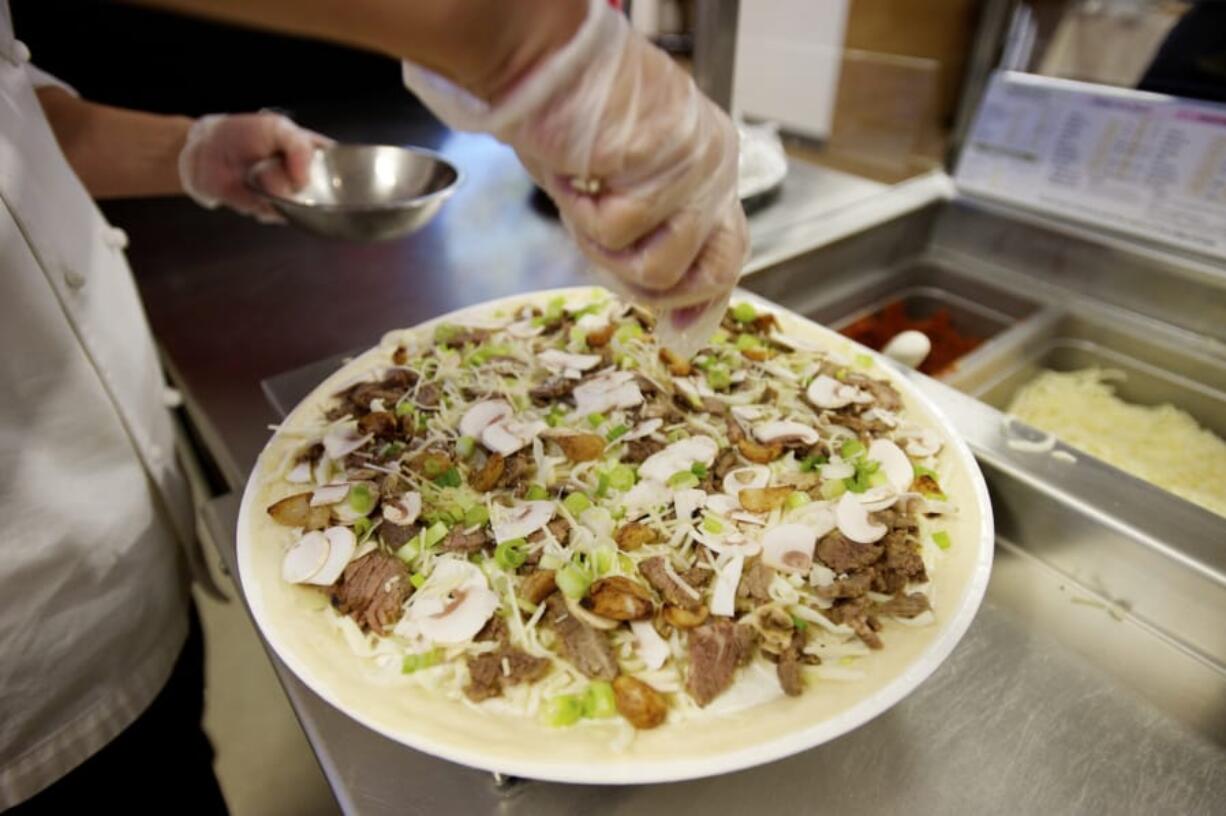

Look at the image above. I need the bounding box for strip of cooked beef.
[440,526,490,554]
[681,565,714,589]
[826,597,883,650]
[475,615,508,644]
[736,560,775,602]
[464,647,552,702]
[776,630,807,697]
[877,592,932,619]
[816,531,885,574]
[640,556,703,610]
[497,449,535,490]
[874,506,920,534]
[844,373,902,413]
[816,570,874,600]
[685,619,742,706]
[733,621,759,666]
[382,368,417,389]
[527,517,570,547]
[379,472,406,500]
[623,437,665,464]
[415,382,442,409]
[439,328,490,349]
[331,552,412,635]
[543,594,619,680]
[380,521,420,549]
[713,447,740,480]
[701,397,727,416]
[883,530,927,582]
[518,569,557,605]
[529,377,576,405]
[357,410,399,439]
[468,453,505,492]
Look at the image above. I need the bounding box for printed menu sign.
[956,72,1226,261]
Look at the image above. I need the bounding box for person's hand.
[403,0,746,351]
[178,112,331,223]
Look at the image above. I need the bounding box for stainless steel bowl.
[247,144,461,241]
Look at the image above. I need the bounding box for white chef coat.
[0,4,199,806]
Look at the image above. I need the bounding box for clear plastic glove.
[403,0,747,355]
[178,112,332,223]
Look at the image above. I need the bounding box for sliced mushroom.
[857,485,900,512]
[286,461,312,484]
[382,492,422,525]
[491,500,555,543]
[482,418,546,456]
[638,435,719,484]
[868,438,913,493]
[539,349,602,375]
[836,492,888,543]
[761,524,818,573]
[282,531,329,584]
[408,559,500,644]
[308,483,350,507]
[505,318,545,339]
[791,504,836,538]
[630,620,671,671]
[691,530,763,558]
[862,408,900,428]
[753,421,819,447]
[323,425,373,460]
[819,459,855,481]
[709,555,745,616]
[723,465,771,497]
[571,370,644,417]
[674,488,707,521]
[305,527,357,586]
[898,425,943,457]
[731,405,767,423]
[622,479,669,518]
[703,493,741,517]
[459,399,514,439]
[622,417,663,441]
[770,331,822,353]
[673,377,703,408]
[806,375,868,410]
[664,603,710,628]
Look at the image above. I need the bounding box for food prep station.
[108,16,1226,813]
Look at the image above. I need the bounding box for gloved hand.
[178,112,331,223]
[403,0,747,354]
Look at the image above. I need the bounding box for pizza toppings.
[264,294,954,729]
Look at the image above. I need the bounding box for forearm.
[36,87,192,198]
[132,0,586,102]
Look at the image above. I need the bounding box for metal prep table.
[111,92,1226,815]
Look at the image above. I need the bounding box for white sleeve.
[25,63,78,97]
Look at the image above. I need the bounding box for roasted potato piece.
[468,453,506,492]
[357,410,398,437]
[587,577,653,621]
[613,675,668,729]
[392,345,409,365]
[409,449,452,476]
[738,486,793,513]
[556,433,605,463]
[519,570,557,605]
[658,348,692,376]
[741,346,772,362]
[737,437,782,464]
[912,474,942,496]
[614,522,658,551]
[267,492,329,530]
[663,603,709,629]
[585,322,615,348]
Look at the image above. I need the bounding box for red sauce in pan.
[839,301,984,377]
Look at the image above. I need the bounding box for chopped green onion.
[353,516,373,541]
[433,323,461,344]
[820,479,847,500]
[608,465,636,492]
[868,470,889,489]
[843,459,880,494]
[666,429,687,443]
[735,333,761,351]
[424,521,450,548]
[702,516,725,534]
[545,406,566,427]
[855,353,874,369]
[347,483,375,515]
[841,439,865,460]
[542,694,584,727]
[785,491,810,511]
[800,454,828,472]
[667,470,700,489]
[395,540,420,564]
[710,329,730,345]
[395,401,415,417]
[455,435,476,459]
[544,296,566,321]
[494,538,528,570]
[525,484,549,501]
[705,364,732,391]
[606,424,630,442]
[933,531,952,550]
[690,462,709,479]
[731,302,757,323]
[587,412,606,428]
[422,457,445,478]
[569,325,588,348]
[562,492,592,517]
[539,553,565,571]
[556,563,592,599]
[595,472,611,499]
[835,367,849,381]
[614,322,644,344]
[434,466,462,488]
[402,649,442,674]
[570,302,602,319]
[791,615,809,632]
[377,441,405,460]
[589,546,616,576]
[611,506,626,520]
[410,571,427,589]
[464,343,513,367]
[463,505,489,527]
[582,681,617,719]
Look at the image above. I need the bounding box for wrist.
[468,0,588,103]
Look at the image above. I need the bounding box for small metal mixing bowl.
[247,144,461,241]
